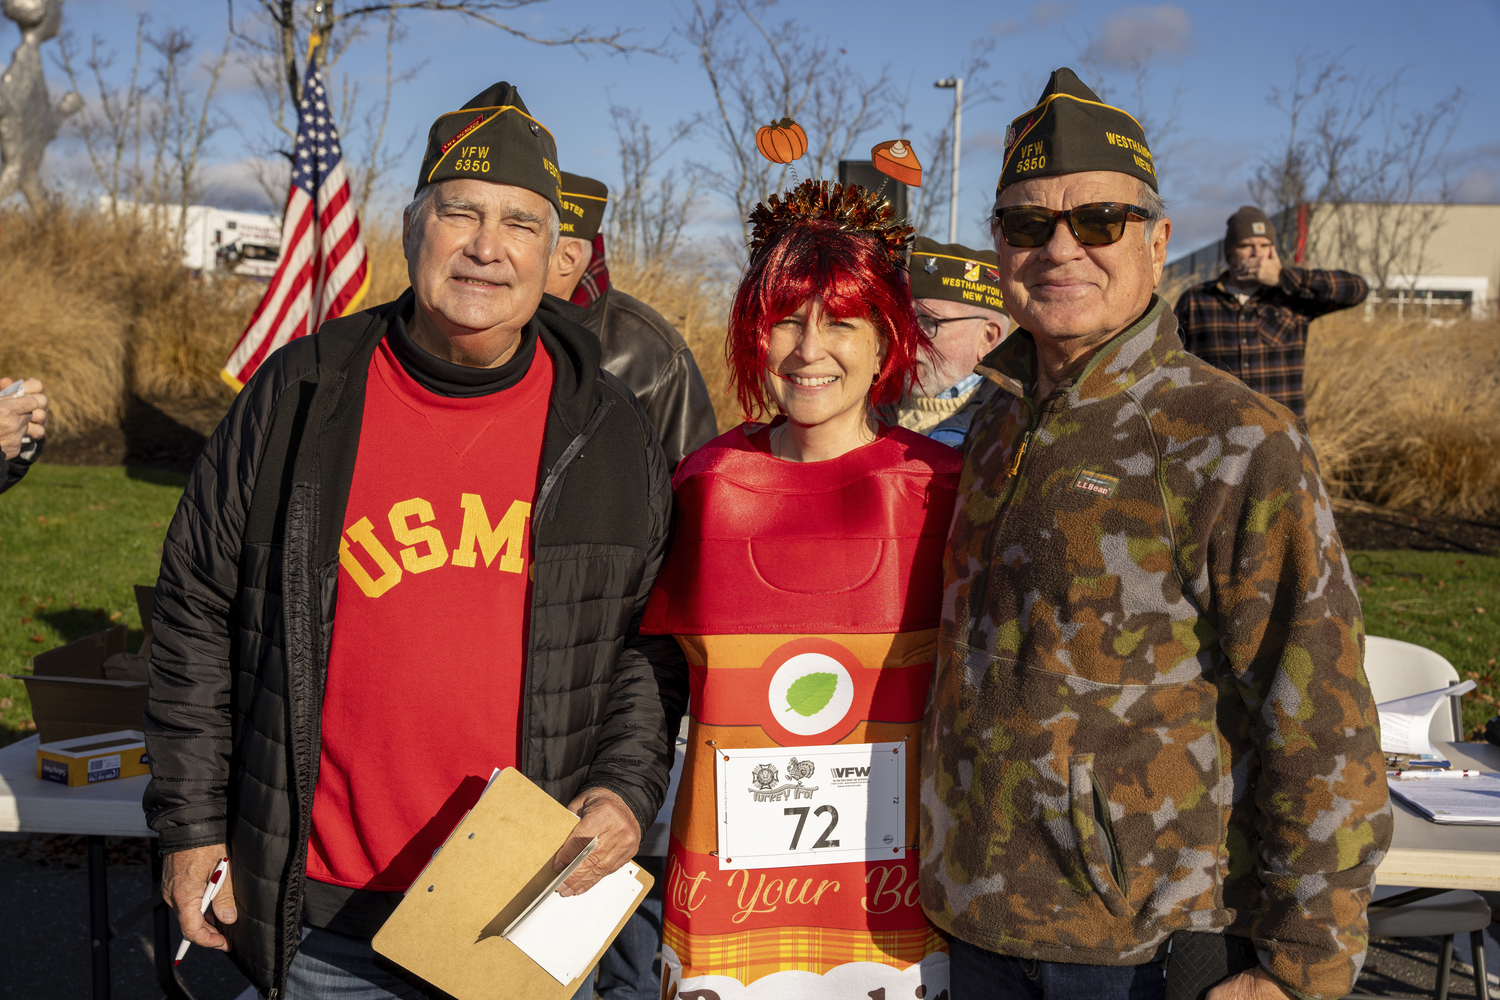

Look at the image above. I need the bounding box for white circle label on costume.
[768,653,854,736]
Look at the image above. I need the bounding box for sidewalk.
[0,834,250,1000]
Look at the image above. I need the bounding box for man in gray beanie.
[1174,206,1367,417]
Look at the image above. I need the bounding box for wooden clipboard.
[372,768,653,999]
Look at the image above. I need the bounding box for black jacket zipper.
[516,396,614,778]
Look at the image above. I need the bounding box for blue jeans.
[279,925,597,1000]
[596,856,664,1000]
[951,938,1165,1000]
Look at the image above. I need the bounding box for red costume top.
[643,420,960,999]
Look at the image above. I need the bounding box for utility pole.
[935,76,962,243]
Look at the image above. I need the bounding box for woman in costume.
[641,180,961,1000]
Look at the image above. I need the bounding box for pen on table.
[1390,769,1485,778]
[174,857,229,966]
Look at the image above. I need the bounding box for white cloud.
[1086,5,1194,70]
[1030,1,1076,28]
[995,1,1075,36]
[198,158,283,212]
[1446,142,1500,203]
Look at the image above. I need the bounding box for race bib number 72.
[714,742,905,870]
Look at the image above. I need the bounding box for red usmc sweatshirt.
[306,335,552,892]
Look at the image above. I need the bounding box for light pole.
[935,77,963,243]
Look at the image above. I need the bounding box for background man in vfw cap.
[545,170,719,467]
[921,67,1389,1000]
[880,236,1010,448]
[144,81,686,1000]
[1174,205,1368,419]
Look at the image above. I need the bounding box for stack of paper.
[1376,680,1475,760]
[1389,772,1500,825]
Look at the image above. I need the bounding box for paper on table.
[505,861,644,985]
[1376,680,1475,757]
[1389,772,1500,825]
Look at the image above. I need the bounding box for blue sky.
[37,0,1500,261]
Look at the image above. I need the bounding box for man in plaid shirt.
[1175,206,1368,417]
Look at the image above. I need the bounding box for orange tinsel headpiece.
[747,179,914,267]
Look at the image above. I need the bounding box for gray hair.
[989,177,1168,251]
[1136,180,1167,241]
[403,184,561,254]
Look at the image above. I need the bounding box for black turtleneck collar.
[386,296,538,397]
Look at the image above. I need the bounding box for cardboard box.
[1,586,155,745]
[36,729,149,786]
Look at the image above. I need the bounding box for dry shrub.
[363,222,409,306]
[0,206,419,427]
[0,207,137,434]
[1305,310,1500,518]
[131,276,260,402]
[609,253,737,431]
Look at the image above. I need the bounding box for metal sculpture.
[0,0,81,210]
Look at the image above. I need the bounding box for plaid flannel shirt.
[1174,267,1368,417]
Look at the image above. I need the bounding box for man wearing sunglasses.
[879,236,1009,448]
[921,68,1388,1000]
[1174,206,1368,419]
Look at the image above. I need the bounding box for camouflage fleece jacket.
[919,296,1391,999]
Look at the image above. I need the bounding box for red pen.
[175,857,230,966]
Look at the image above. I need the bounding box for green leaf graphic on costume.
[785,672,838,716]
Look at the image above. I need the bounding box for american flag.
[221,44,369,390]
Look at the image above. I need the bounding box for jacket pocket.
[1069,752,1132,918]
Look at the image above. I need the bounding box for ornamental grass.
[4,204,1495,519]
[1304,310,1500,520]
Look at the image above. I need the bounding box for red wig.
[727,220,928,421]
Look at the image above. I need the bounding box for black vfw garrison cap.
[416,81,562,216]
[997,67,1157,195]
[559,172,608,241]
[909,237,1007,313]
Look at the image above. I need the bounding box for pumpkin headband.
[747,179,915,268]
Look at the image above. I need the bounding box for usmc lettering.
[338,493,532,598]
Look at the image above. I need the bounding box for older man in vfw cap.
[879,236,1010,448]
[144,81,686,1000]
[545,171,719,467]
[1175,205,1368,419]
[920,67,1390,1000]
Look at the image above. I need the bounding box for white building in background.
[1163,202,1499,320]
[98,198,282,278]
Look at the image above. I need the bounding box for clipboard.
[372,768,653,999]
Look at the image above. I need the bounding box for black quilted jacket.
[143,292,688,997]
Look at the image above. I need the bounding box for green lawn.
[1,464,1496,747]
[0,464,184,745]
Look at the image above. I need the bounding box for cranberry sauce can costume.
[641,421,961,1000]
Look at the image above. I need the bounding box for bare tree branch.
[1251,53,1467,298]
[681,0,896,251]
[607,102,702,264]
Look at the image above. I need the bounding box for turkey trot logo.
[748,757,819,802]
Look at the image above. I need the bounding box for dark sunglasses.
[994,202,1154,248]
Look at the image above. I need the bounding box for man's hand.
[0,378,47,461]
[552,787,641,897]
[161,844,236,953]
[1239,250,1282,288]
[1206,966,1294,1000]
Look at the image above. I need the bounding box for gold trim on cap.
[1001,92,1148,185]
[922,251,994,268]
[425,105,555,185]
[560,191,608,202]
